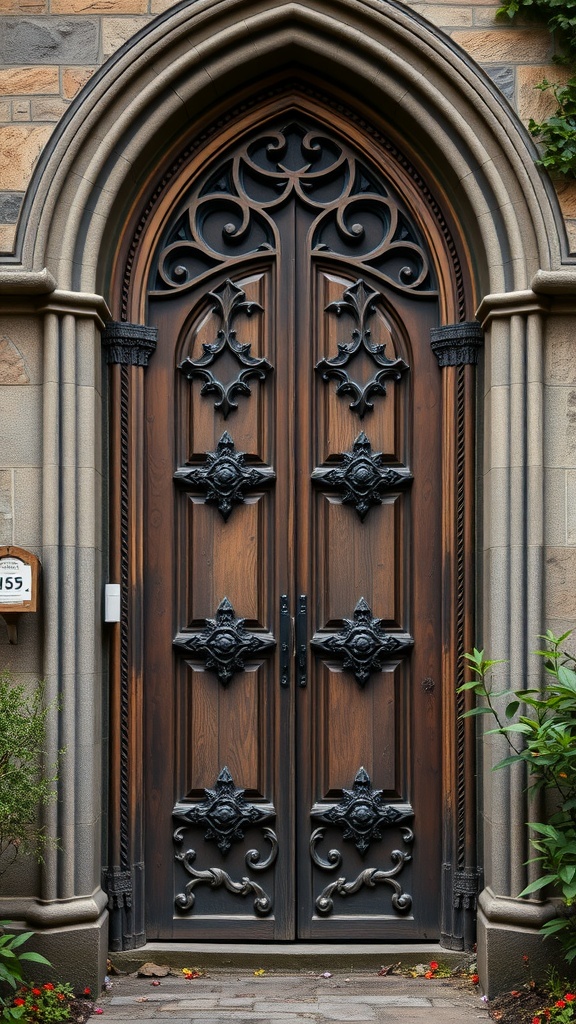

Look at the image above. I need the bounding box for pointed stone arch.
[0,0,571,995]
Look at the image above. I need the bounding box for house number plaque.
[0,545,41,644]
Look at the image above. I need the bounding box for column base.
[477,887,566,996]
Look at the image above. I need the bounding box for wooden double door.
[141,105,446,940]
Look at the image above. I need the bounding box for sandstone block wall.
[0,0,576,253]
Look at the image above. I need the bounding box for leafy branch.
[497,0,576,176]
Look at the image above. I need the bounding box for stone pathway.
[94,971,490,1023]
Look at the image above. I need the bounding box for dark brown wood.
[109,91,476,946]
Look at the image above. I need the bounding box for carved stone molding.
[429,322,483,367]
[104,868,132,910]
[172,766,276,854]
[174,431,275,521]
[311,597,414,686]
[453,868,481,911]
[101,321,158,366]
[311,431,412,520]
[173,597,276,685]
[310,767,414,854]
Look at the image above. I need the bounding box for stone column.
[475,292,554,995]
[22,288,110,992]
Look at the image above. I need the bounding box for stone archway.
[0,0,569,993]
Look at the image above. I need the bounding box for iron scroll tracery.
[151,120,436,299]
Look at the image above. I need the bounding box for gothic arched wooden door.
[129,96,465,941]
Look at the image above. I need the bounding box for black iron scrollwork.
[172,767,276,855]
[315,280,409,418]
[311,597,413,687]
[152,120,435,298]
[310,767,413,854]
[311,431,412,521]
[174,431,275,521]
[315,858,413,916]
[174,849,273,915]
[173,597,276,686]
[178,279,273,418]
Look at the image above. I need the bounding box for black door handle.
[296,594,308,687]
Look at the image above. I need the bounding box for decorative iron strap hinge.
[452,868,481,910]
[105,868,133,910]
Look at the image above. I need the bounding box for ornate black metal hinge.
[311,597,413,686]
[174,431,275,521]
[315,279,408,417]
[312,431,412,521]
[173,597,276,686]
[178,279,273,418]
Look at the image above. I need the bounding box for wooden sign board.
[0,546,40,614]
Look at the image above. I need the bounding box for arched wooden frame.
[104,82,480,951]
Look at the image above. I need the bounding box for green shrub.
[0,672,61,875]
[461,631,576,963]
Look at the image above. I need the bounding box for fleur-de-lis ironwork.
[178,279,273,418]
[173,597,276,686]
[172,767,276,854]
[315,280,409,417]
[310,767,413,854]
[311,432,412,520]
[174,431,275,521]
[311,597,413,686]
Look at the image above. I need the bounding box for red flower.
[13,999,25,1006]
[30,1006,39,1012]
[566,994,576,1001]
[57,993,65,1001]
[429,962,439,971]
[83,987,91,995]
[556,1000,567,1009]
[471,974,479,985]
[532,1017,541,1024]
[32,988,42,996]
[424,971,434,979]
[43,983,55,990]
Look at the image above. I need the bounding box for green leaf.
[518,874,558,896]
[18,951,52,966]
[506,701,520,719]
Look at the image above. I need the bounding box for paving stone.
[0,18,99,64]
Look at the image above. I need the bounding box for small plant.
[0,926,51,1022]
[461,632,576,965]
[0,672,62,875]
[11,982,74,1023]
[533,990,576,1022]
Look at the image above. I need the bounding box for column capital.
[102,321,157,366]
[430,321,483,367]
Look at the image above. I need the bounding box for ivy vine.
[497,0,576,176]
